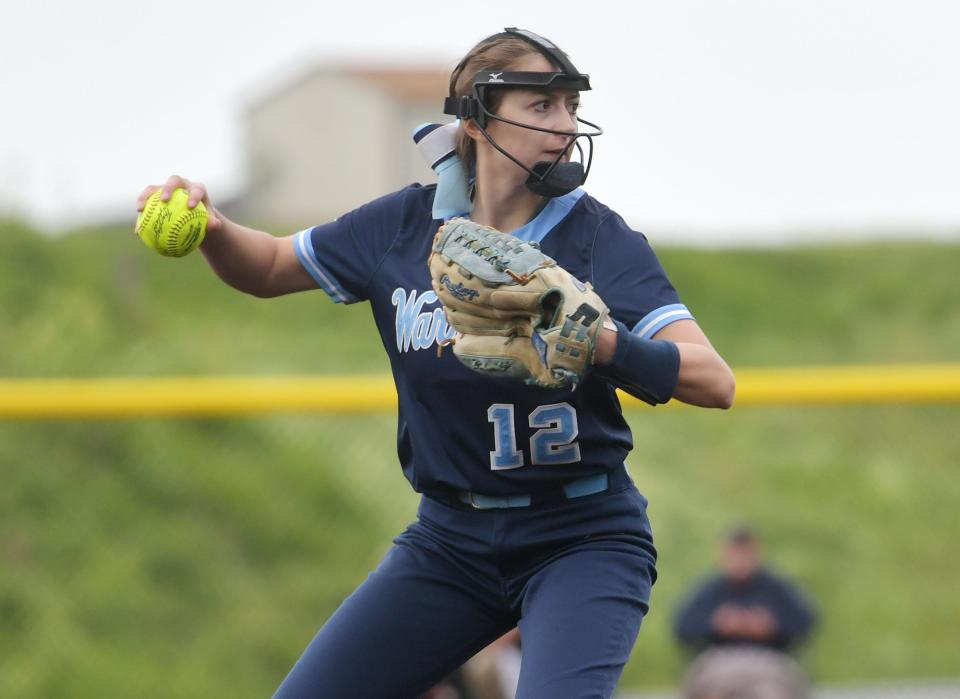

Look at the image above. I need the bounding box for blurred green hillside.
[4,219,959,376]
[1,219,959,697]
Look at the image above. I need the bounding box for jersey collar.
[444,188,586,246]
[510,188,586,244]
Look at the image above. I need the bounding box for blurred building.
[230,65,448,229]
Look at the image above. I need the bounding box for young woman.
[137,27,734,699]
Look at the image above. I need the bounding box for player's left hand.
[428,218,609,389]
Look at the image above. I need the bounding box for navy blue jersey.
[673,568,818,652]
[293,184,694,496]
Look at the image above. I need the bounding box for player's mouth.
[544,148,570,161]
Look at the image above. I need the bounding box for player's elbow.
[218,276,275,298]
[235,259,288,298]
[672,367,735,409]
[715,369,736,409]
[704,354,736,409]
[246,282,282,299]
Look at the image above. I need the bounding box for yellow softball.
[135,188,208,257]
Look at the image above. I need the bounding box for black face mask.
[443,28,604,199]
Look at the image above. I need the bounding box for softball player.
[137,27,734,699]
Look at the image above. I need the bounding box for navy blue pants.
[274,473,657,699]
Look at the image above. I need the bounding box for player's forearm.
[199,215,282,297]
[673,342,736,409]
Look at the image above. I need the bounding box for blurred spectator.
[673,526,817,699]
[460,628,521,699]
[419,668,470,699]
[419,629,520,699]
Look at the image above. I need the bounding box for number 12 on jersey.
[487,402,581,470]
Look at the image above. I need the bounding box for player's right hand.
[136,175,223,231]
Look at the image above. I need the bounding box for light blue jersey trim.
[442,188,587,245]
[511,188,587,244]
[632,303,694,339]
[293,229,359,304]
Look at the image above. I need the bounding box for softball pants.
[273,472,657,699]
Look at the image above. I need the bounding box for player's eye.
[568,102,580,115]
[532,100,550,112]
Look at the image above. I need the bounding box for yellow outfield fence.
[1,364,959,419]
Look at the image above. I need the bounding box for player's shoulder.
[330,183,438,250]
[572,190,615,219]
[397,181,438,213]
[573,192,651,246]
[569,192,657,269]
[354,182,437,223]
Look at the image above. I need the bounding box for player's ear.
[463,118,484,142]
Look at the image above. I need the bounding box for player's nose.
[552,105,578,134]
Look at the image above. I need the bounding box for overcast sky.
[3,0,958,244]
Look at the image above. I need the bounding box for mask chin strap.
[443,27,603,199]
[469,118,587,198]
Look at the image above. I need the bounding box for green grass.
[0,417,403,698]
[1,218,959,695]
[622,404,960,686]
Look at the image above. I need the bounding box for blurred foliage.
[1,219,959,696]
[3,219,960,377]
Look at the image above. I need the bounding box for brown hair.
[449,34,549,175]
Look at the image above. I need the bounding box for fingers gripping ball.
[135,188,208,257]
[428,218,609,389]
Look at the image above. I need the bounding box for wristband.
[594,319,680,405]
